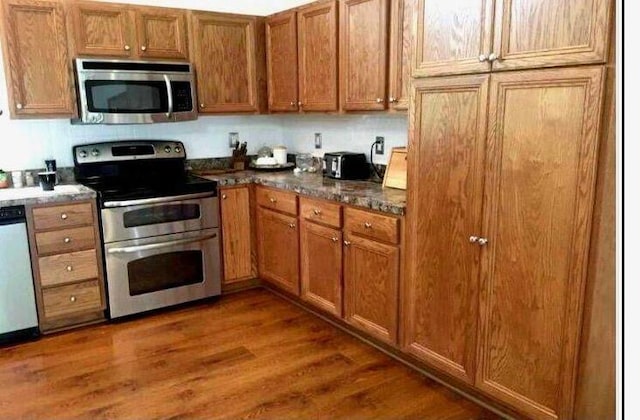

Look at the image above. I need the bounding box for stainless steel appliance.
[0,205,39,343]
[323,152,370,180]
[74,59,197,124]
[74,141,221,319]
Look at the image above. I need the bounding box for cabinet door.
[69,1,134,57]
[413,0,493,77]
[388,0,415,110]
[0,0,75,117]
[297,0,338,112]
[220,187,255,284]
[477,67,604,420]
[300,221,342,317]
[191,12,258,113]
[257,207,300,295]
[339,0,388,111]
[135,7,188,60]
[403,75,489,383]
[343,233,399,345]
[491,0,612,71]
[266,11,298,112]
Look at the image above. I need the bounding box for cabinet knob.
[389,97,398,103]
[64,237,71,244]
[66,265,73,272]
[478,54,488,62]
[344,240,351,247]
[364,222,372,229]
[124,45,131,51]
[331,237,339,243]
[222,194,227,200]
[297,101,302,107]
[269,197,277,203]
[70,296,77,302]
[376,98,384,104]
[288,223,296,229]
[16,103,23,110]
[469,236,479,243]
[200,103,205,109]
[141,45,147,51]
[290,101,296,107]
[477,237,489,246]
[60,213,68,220]
[488,53,500,62]
[313,209,322,216]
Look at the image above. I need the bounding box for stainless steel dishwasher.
[0,205,39,343]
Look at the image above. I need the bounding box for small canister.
[273,145,288,165]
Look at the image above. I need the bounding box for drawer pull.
[66,265,73,272]
[63,237,71,244]
[313,209,322,216]
[269,197,277,203]
[60,213,68,220]
[364,222,373,229]
[70,296,77,302]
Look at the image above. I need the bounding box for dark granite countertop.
[199,171,406,216]
[0,184,96,208]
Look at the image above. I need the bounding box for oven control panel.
[74,141,186,164]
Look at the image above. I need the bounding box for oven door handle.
[103,192,215,208]
[107,233,217,254]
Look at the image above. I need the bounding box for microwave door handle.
[107,233,217,254]
[164,74,173,118]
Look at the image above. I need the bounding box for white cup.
[11,171,23,188]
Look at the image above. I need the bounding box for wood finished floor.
[0,289,500,419]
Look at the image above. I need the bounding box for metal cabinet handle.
[64,237,71,244]
[124,45,131,51]
[469,236,479,243]
[141,45,147,51]
[488,53,500,62]
[200,103,205,109]
[269,197,277,203]
[313,209,322,216]
[16,103,23,110]
[477,237,489,246]
[61,213,68,220]
[478,54,488,62]
[344,240,351,246]
[70,296,77,302]
[288,223,296,229]
[389,97,398,103]
[290,101,296,107]
[297,101,302,107]
[376,98,384,104]
[364,222,372,229]
[222,194,227,200]
[331,237,339,242]
[66,265,73,272]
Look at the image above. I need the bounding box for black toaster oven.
[323,152,370,180]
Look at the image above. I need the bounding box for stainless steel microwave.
[73,59,198,124]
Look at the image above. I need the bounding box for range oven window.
[85,80,168,113]
[123,204,201,228]
[127,250,204,296]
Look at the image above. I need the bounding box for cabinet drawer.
[32,203,93,230]
[344,208,399,245]
[42,280,102,319]
[300,197,342,228]
[256,187,298,216]
[35,226,96,255]
[39,249,98,287]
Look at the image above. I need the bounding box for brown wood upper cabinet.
[339,0,389,111]
[68,1,188,60]
[404,66,605,419]
[266,10,298,112]
[190,12,265,113]
[413,0,612,77]
[0,0,76,118]
[297,0,338,112]
[388,0,416,110]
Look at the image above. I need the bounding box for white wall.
[93,0,315,16]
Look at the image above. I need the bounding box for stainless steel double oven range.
[74,141,221,319]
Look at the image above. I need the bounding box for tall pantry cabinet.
[403,0,612,419]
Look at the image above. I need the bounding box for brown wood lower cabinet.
[300,220,342,317]
[220,186,256,284]
[343,232,399,345]
[256,207,300,295]
[26,200,106,333]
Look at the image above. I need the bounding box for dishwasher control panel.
[0,206,26,223]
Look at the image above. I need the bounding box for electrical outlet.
[375,136,385,155]
[314,133,322,149]
[229,132,239,148]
